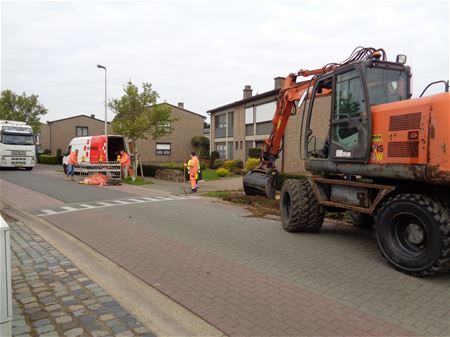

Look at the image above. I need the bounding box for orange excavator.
[243,47,450,275]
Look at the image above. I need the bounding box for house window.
[215,142,226,159]
[245,107,254,124]
[156,143,171,155]
[76,126,88,137]
[255,101,276,123]
[215,114,227,128]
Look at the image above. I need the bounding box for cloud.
[1,1,448,123]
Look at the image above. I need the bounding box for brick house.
[38,114,113,155]
[207,78,329,174]
[136,103,205,163]
[39,103,205,163]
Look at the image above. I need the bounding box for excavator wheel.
[375,193,450,276]
[280,179,324,232]
[349,211,374,230]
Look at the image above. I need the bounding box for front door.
[329,69,370,161]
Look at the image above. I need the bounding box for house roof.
[207,88,280,114]
[162,103,206,119]
[46,114,111,124]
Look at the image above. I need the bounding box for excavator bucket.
[243,169,277,199]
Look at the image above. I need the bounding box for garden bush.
[212,159,224,169]
[142,163,184,177]
[209,151,220,168]
[37,154,59,165]
[200,162,207,171]
[248,148,261,159]
[245,158,260,171]
[216,168,229,177]
[224,160,237,171]
[235,159,243,169]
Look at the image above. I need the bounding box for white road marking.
[61,206,78,211]
[41,209,58,215]
[96,202,115,206]
[79,204,96,209]
[35,196,198,217]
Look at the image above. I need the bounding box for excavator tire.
[280,179,324,232]
[375,193,450,276]
[349,211,374,229]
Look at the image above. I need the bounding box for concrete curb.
[0,197,225,337]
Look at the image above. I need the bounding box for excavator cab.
[305,60,410,172]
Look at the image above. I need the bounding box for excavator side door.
[329,68,371,162]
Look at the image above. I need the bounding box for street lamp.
[97,64,108,160]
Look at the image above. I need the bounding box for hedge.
[209,151,220,168]
[275,173,307,190]
[142,163,184,177]
[37,154,60,165]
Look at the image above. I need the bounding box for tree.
[109,81,175,177]
[0,90,48,133]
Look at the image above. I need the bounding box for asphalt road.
[1,165,449,337]
[0,168,134,202]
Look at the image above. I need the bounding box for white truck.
[0,120,36,170]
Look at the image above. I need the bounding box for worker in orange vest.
[185,151,199,192]
[66,149,78,181]
[119,150,131,179]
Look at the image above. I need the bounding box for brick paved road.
[9,219,155,337]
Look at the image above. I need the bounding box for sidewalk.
[8,219,155,337]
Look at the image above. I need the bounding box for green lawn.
[122,176,153,185]
[202,169,219,181]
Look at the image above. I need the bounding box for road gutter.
[0,197,225,337]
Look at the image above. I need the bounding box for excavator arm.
[243,67,334,198]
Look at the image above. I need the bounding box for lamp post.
[97,64,108,160]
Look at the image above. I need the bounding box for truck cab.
[0,120,36,170]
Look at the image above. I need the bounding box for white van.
[62,135,128,173]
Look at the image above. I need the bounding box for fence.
[75,162,122,179]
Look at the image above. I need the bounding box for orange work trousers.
[190,172,197,189]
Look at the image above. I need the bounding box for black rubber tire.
[25,167,33,171]
[375,193,450,276]
[350,211,374,229]
[63,164,68,174]
[280,179,324,232]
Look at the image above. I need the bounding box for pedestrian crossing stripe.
[36,195,198,217]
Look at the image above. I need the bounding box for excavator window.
[307,77,333,159]
[366,67,407,105]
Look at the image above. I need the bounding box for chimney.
[90,114,95,119]
[177,102,184,109]
[274,77,285,90]
[243,85,252,99]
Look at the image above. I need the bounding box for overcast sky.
[1,0,449,123]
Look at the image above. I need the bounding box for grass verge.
[122,176,153,185]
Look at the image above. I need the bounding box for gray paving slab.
[9,220,155,337]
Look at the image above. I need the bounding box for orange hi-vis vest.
[120,153,131,166]
[189,156,199,175]
[68,151,78,165]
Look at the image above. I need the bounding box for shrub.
[199,148,209,160]
[248,148,261,159]
[200,162,207,171]
[43,149,51,155]
[245,158,260,171]
[142,163,184,177]
[209,151,220,168]
[235,159,243,169]
[212,159,224,169]
[224,160,237,171]
[37,154,59,165]
[216,168,229,177]
[275,173,307,190]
